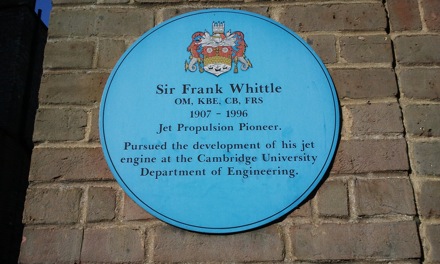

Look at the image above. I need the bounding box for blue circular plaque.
[100,9,340,233]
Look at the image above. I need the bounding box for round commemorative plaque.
[100,9,340,233]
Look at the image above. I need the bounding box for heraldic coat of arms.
[185,22,252,77]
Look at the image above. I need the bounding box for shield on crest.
[185,22,252,77]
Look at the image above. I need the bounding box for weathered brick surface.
[421,0,440,32]
[135,0,181,3]
[416,180,440,218]
[398,68,440,100]
[344,103,403,135]
[44,40,95,69]
[340,35,393,63]
[95,9,155,36]
[290,222,421,260]
[157,7,201,23]
[240,6,270,17]
[122,193,154,221]
[403,104,440,137]
[330,68,397,99]
[19,227,83,263]
[39,72,108,104]
[158,6,270,24]
[153,225,284,262]
[29,147,113,181]
[100,0,129,4]
[90,107,100,142]
[23,187,82,224]
[49,8,96,37]
[33,108,88,142]
[394,35,440,64]
[189,0,242,1]
[340,106,352,138]
[425,224,440,261]
[331,139,409,174]
[355,178,416,216]
[86,186,116,222]
[53,0,95,4]
[19,1,440,263]
[316,179,348,217]
[387,0,422,31]
[410,141,440,175]
[50,8,155,37]
[305,35,337,64]
[81,227,144,263]
[97,38,126,68]
[288,200,311,218]
[275,3,387,32]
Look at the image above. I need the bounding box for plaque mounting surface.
[100,9,340,233]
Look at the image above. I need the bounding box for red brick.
[86,187,117,222]
[340,35,393,63]
[399,68,440,100]
[355,178,416,216]
[23,187,82,224]
[276,3,387,32]
[290,221,421,260]
[421,0,440,32]
[33,108,88,142]
[152,225,284,262]
[387,0,422,31]
[122,193,154,221]
[19,227,83,263]
[331,139,409,174]
[410,141,440,175]
[81,227,144,263]
[403,104,440,137]
[29,147,113,182]
[416,180,440,217]
[288,200,311,218]
[317,180,348,217]
[330,68,397,99]
[394,35,440,64]
[44,40,95,69]
[306,35,337,64]
[89,107,100,142]
[344,103,404,135]
[425,224,440,261]
[39,72,108,105]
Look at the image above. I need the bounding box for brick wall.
[0,0,47,262]
[19,0,440,263]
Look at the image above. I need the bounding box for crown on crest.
[212,21,225,34]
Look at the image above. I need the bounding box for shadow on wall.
[0,0,48,262]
